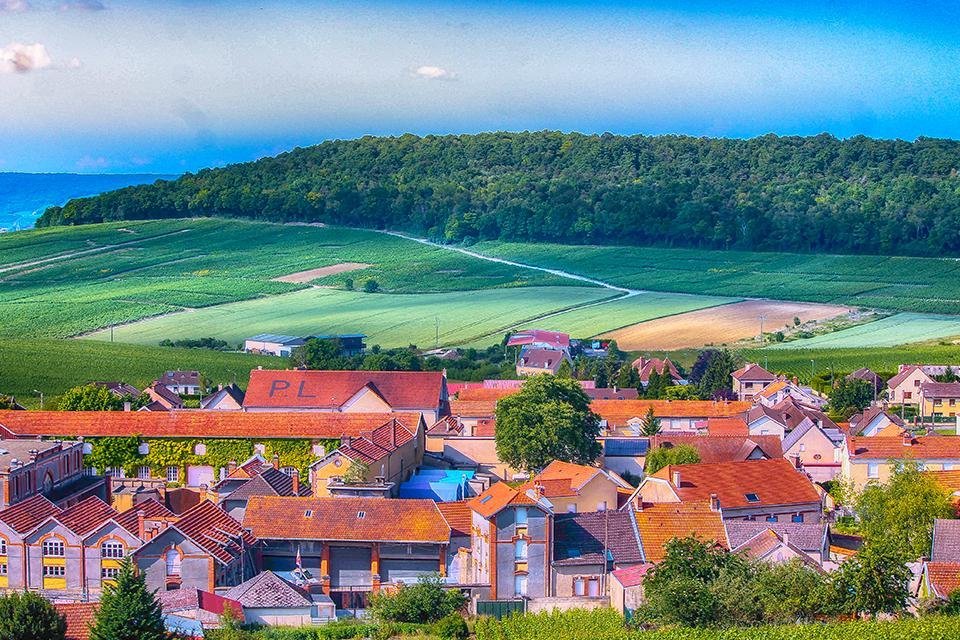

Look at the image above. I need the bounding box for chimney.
[792,376,799,385]
[199,483,208,503]
[709,493,720,512]
[291,469,300,495]
[375,475,386,485]
[272,453,280,470]
[123,401,131,412]
[136,509,146,540]
[672,471,681,487]
[341,436,351,448]
[902,431,914,447]
[782,532,790,548]
[227,460,237,475]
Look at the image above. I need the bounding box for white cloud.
[0,42,52,74]
[0,0,30,12]
[59,0,106,11]
[76,155,109,170]
[412,65,457,81]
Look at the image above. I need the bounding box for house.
[426,415,512,479]
[593,400,752,435]
[91,381,142,399]
[144,382,184,410]
[516,348,572,377]
[920,382,960,419]
[648,434,783,465]
[0,438,106,509]
[610,564,652,618]
[780,416,846,482]
[224,570,336,625]
[216,465,311,521]
[725,521,830,567]
[632,357,686,386]
[506,330,570,351]
[625,458,823,523]
[200,383,245,411]
[920,519,960,602]
[134,499,256,593]
[468,482,554,601]
[842,434,960,491]
[519,460,628,515]
[551,510,644,599]
[849,406,905,436]
[244,334,308,357]
[599,438,650,477]
[159,371,202,396]
[847,368,883,394]
[745,396,830,438]
[631,501,728,562]
[731,364,776,401]
[242,369,449,422]
[243,496,450,610]
[887,365,934,406]
[158,588,243,630]
[753,378,826,410]
[308,415,424,497]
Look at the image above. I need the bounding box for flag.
[295,546,302,570]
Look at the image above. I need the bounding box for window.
[597,501,607,512]
[137,466,151,480]
[914,379,921,387]
[792,513,804,523]
[514,574,528,597]
[101,541,125,559]
[166,466,179,483]
[0,539,6,555]
[165,549,181,577]
[766,515,778,523]
[43,565,66,577]
[43,539,65,557]
[515,507,528,525]
[574,577,585,596]
[798,443,806,452]
[904,392,913,399]
[101,567,120,581]
[944,463,955,471]
[744,493,760,503]
[867,462,879,479]
[515,539,528,560]
[0,564,6,576]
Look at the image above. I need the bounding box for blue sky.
[2,0,959,174]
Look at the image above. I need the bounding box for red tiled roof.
[517,348,570,371]
[731,363,775,382]
[437,500,473,538]
[244,496,450,543]
[58,496,118,536]
[706,417,750,436]
[926,562,960,598]
[242,369,445,409]
[0,494,61,534]
[174,500,255,565]
[594,400,751,424]
[456,388,519,401]
[0,410,423,440]
[331,417,417,466]
[506,330,570,348]
[847,436,960,461]
[55,602,98,640]
[469,481,540,519]
[653,458,821,510]
[517,460,605,498]
[115,499,175,536]
[611,563,653,588]
[632,357,683,383]
[633,501,728,562]
[474,418,497,437]
[650,434,783,463]
[449,399,499,418]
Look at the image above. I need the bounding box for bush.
[369,574,466,624]
[0,591,66,640]
[363,279,380,293]
[433,614,469,640]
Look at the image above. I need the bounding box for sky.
[2,0,960,174]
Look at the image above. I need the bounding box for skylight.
[357,511,366,519]
[304,510,313,517]
[480,495,493,504]
[744,493,760,503]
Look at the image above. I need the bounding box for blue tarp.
[398,468,475,501]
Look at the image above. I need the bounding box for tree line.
[37,131,960,257]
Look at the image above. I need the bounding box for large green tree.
[639,406,662,436]
[369,574,466,624]
[830,541,912,618]
[495,374,601,472]
[0,591,66,640]
[696,349,739,400]
[89,559,166,640]
[828,377,874,417]
[58,384,124,411]
[855,461,954,560]
[644,443,701,474]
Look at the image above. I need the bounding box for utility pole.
[110,325,114,342]
[758,314,767,346]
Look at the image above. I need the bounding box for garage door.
[329,546,371,588]
[380,559,439,584]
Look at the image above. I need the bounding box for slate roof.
[603,438,650,456]
[847,436,960,461]
[92,381,141,397]
[553,510,643,566]
[931,519,960,562]
[887,365,930,390]
[650,435,783,463]
[584,387,640,400]
[847,368,882,390]
[173,500,255,565]
[226,467,312,502]
[517,348,570,371]
[0,410,422,440]
[849,406,904,433]
[243,369,445,410]
[633,501,728,562]
[161,370,200,386]
[781,419,845,453]
[244,496,450,544]
[731,363,775,382]
[147,382,184,407]
[725,521,827,553]
[224,570,313,608]
[55,602,98,640]
[652,458,822,510]
[0,494,61,534]
[200,383,246,409]
[921,382,960,399]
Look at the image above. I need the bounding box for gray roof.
[781,418,845,452]
[725,521,828,553]
[223,570,313,608]
[603,438,650,456]
[224,467,311,503]
[247,334,305,345]
[553,510,643,566]
[931,518,960,562]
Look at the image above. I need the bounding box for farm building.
[244,333,367,357]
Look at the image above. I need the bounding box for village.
[0,327,958,638]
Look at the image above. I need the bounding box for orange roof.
[437,500,473,538]
[456,388,519,401]
[0,410,422,440]
[705,417,750,436]
[243,369,445,409]
[927,562,960,598]
[55,602,98,640]
[449,399,499,417]
[653,458,821,510]
[757,380,788,398]
[926,470,960,495]
[57,496,118,537]
[244,496,450,543]
[847,436,960,461]
[469,481,540,519]
[593,400,751,424]
[633,501,728,562]
[517,460,604,498]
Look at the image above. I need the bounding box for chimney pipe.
[136,509,146,540]
[782,532,789,548]
[291,469,300,495]
[902,431,913,447]
[672,471,681,487]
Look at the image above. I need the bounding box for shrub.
[369,574,466,624]
[0,591,66,640]
[433,613,469,640]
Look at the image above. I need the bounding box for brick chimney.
[227,460,237,475]
[672,470,681,487]
[123,401,131,412]
[199,483,208,503]
[902,431,914,446]
[709,493,720,512]
[272,453,280,470]
[291,469,300,495]
[136,509,146,540]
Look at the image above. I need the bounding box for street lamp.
[33,389,43,410]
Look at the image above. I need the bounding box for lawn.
[766,312,960,349]
[473,241,960,313]
[85,286,618,348]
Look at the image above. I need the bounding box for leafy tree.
[89,559,166,640]
[830,541,912,618]
[663,384,697,400]
[59,384,123,411]
[369,574,466,623]
[343,277,354,290]
[432,613,469,640]
[639,406,662,436]
[751,560,832,623]
[555,359,573,379]
[495,374,601,472]
[362,279,380,293]
[941,588,960,615]
[828,377,874,416]
[293,337,346,369]
[644,443,701,474]
[696,349,739,400]
[855,461,953,559]
[0,591,66,640]
[343,459,370,484]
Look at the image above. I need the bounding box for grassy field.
[473,241,960,313]
[767,312,960,349]
[0,339,282,408]
[740,343,960,381]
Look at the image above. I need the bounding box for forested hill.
[36,132,960,256]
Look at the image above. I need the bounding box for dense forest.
[37,131,960,256]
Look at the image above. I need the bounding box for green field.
[739,343,960,381]
[768,312,960,349]
[473,241,960,314]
